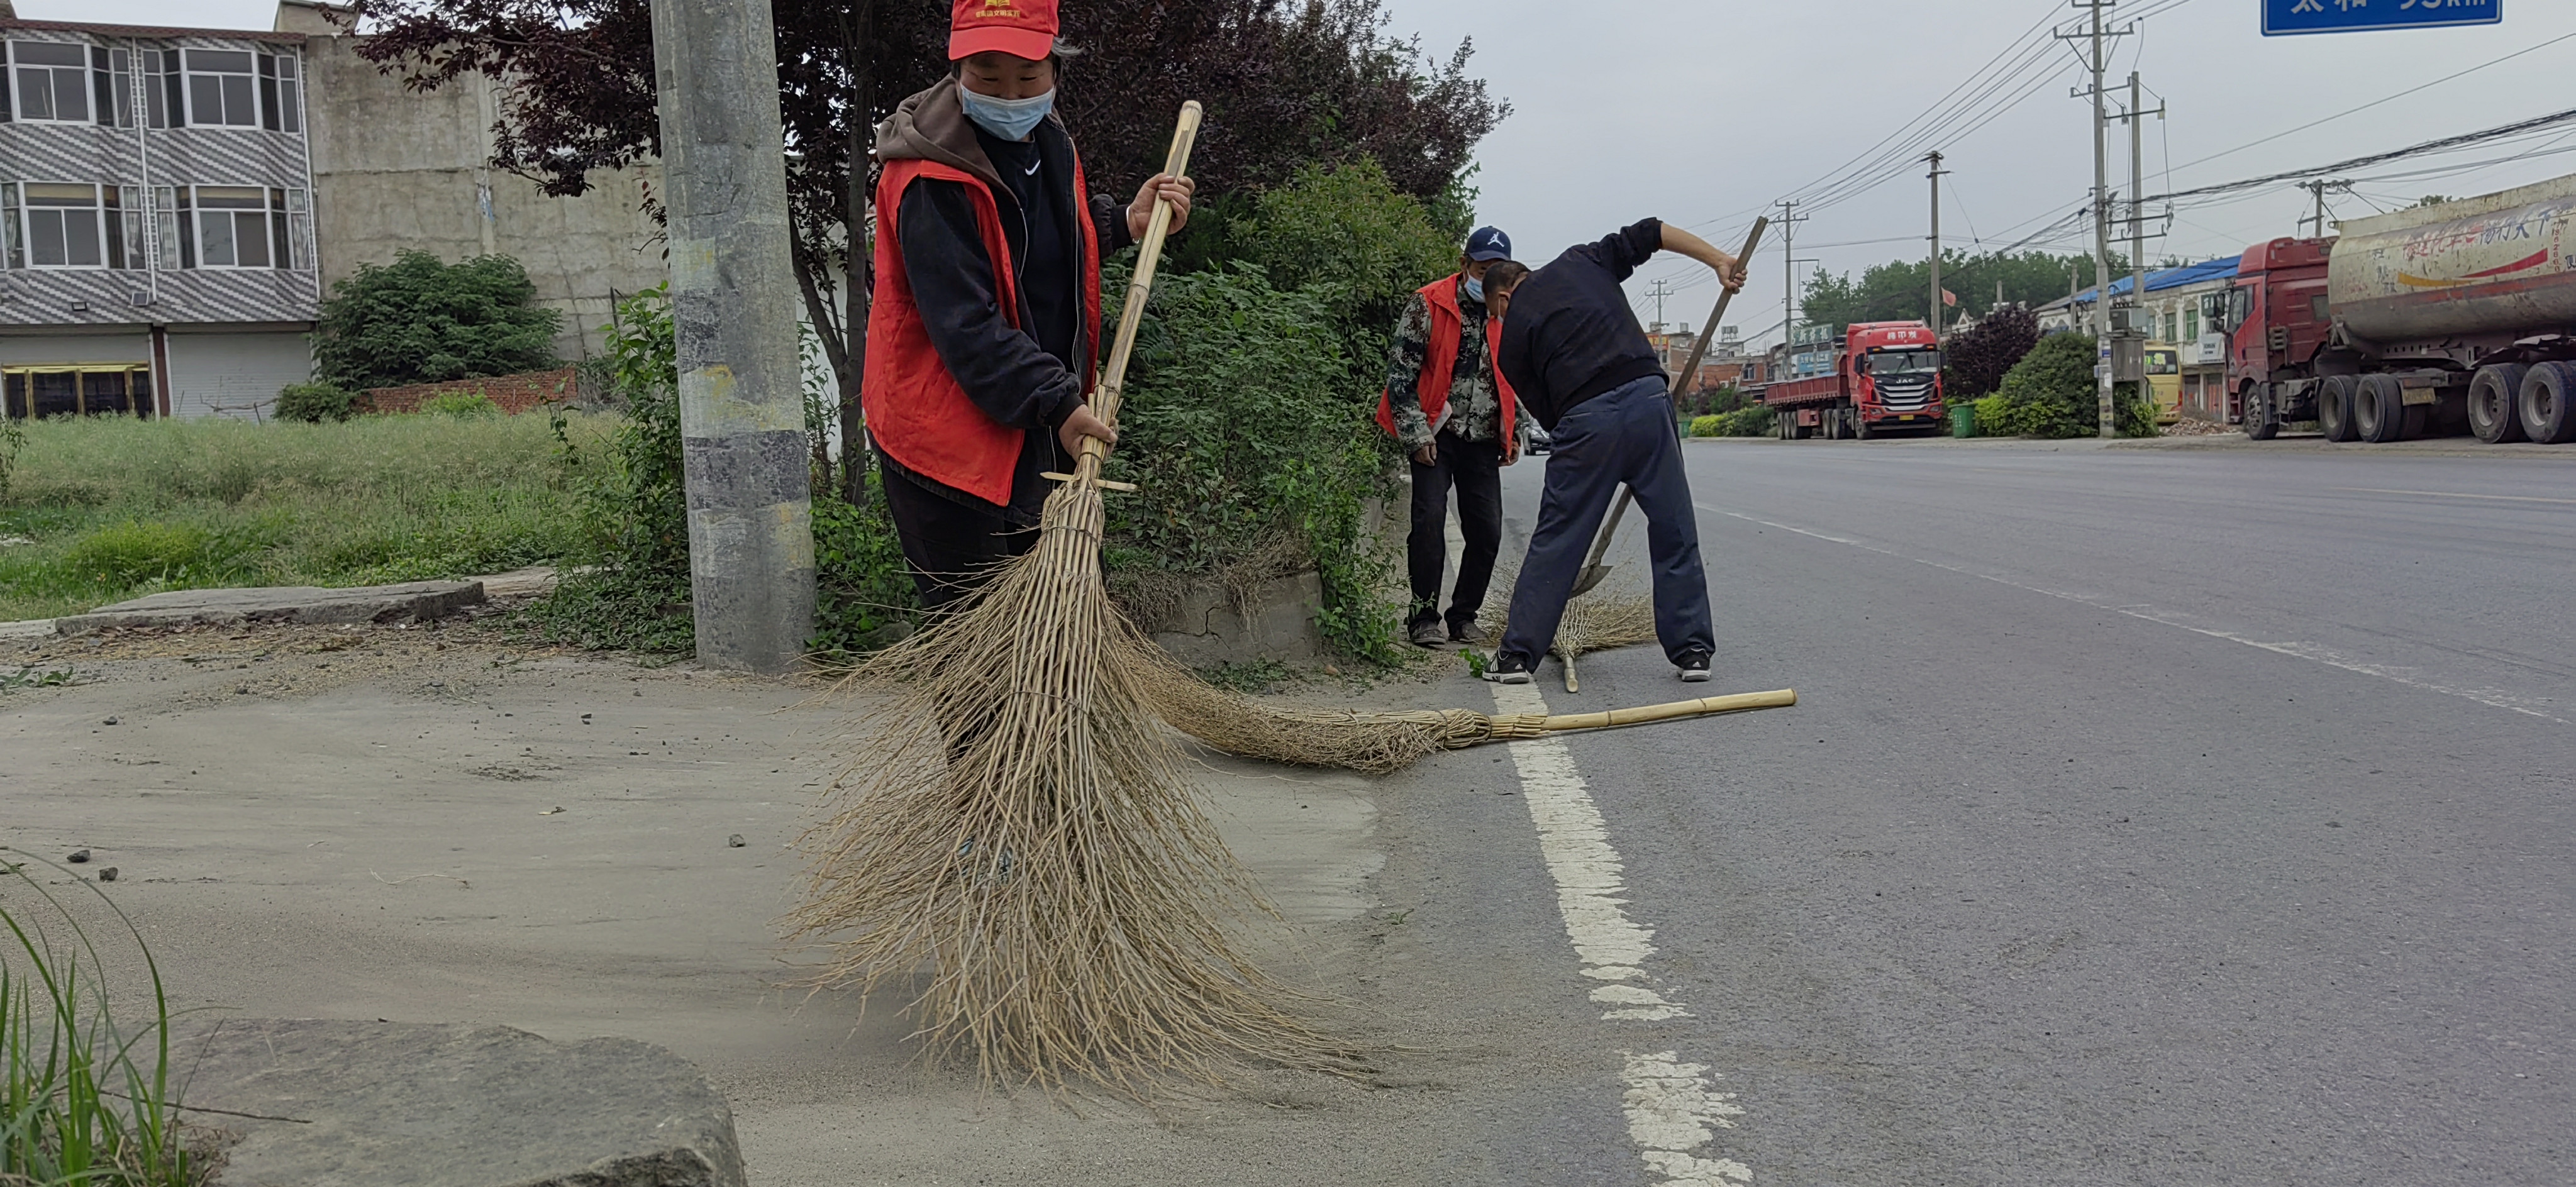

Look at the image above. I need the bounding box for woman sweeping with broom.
[865,0,1192,609]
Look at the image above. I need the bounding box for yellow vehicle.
[2144,346,2182,424]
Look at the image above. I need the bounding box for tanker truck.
[2223,172,2576,443]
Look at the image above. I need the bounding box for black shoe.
[1409,621,1448,648]
[1481,652,1533,684]
[1675,650,1712,683]
[1450,621,1488,644]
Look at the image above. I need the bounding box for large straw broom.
[792,103,1340,1091]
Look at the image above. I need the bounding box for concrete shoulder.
[186,1018,748,1187]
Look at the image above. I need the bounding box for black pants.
[880,458,1038,614]
[1407,427,1504,632]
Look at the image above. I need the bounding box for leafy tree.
[313,251,562,391]
[1235,157,1458,337]
[345,0,1506,501]
[1942,303,2039,399]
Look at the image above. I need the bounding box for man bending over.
[1481,219,1745,685]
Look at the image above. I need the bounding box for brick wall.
[366,367,578,416]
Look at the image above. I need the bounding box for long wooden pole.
[1539,687,1796,732]
[1075,101,1201,483]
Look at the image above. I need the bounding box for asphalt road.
[1385,435,2573,1185]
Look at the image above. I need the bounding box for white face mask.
[960,86,1055,141]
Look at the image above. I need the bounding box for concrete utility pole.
[1926,151,1947,333]
[1777,199,1809,347]
[649,0,815,673]
[1646,278,1674,332]
[2299,179,2351,239]
[2125,72,2165,338]
[2062,0,2127,438]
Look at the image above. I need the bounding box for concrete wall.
[291,9,667,362]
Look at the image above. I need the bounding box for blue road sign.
[2264,0,2501,36]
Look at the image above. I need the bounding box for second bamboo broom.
[794,103,1342,1091]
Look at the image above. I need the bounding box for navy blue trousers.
[1499,375,1714,668]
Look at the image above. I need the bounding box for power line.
[2148,104,2576,202]
[2160,29,2576,179]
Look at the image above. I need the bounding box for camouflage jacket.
[1384,277,1519,450]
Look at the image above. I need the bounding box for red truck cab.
[1762,320,1947,440]
[2219,237,2335,426]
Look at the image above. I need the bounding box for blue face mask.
[1463,275,1485,303]
[961,86,1055,142]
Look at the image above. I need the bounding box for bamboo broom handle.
[1077,100,1202,481]
[1538,688,1796,732]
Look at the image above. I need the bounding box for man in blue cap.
[1376,226,1529,649]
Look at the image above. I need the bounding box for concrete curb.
[53,580,488,636]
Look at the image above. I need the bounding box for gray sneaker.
[1409,621,1447,648]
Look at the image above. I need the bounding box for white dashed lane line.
[1492,681,1752,1186]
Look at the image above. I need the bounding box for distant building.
[2043,257,2240,420]
[275,0,665,363]
[0,7,321,421]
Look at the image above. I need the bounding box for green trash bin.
[1950,404,1977,438]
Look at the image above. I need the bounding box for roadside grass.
[1,855,194,1187]
[0,414,607,623]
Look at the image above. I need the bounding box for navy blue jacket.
[1495,218,1668,431]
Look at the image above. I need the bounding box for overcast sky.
[28,0,2576,345]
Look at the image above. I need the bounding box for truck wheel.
[2519,361,2576,444]
[2243,384,2280,440]
[1852,412,1875,440]
[2355,375,2407,443]
[2318,375,2360,442]
[2468,364,2528,443]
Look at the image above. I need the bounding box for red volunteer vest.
[863,155,1105,505]
[1375,275,1520,460]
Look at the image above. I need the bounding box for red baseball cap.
[949,0,1058,62]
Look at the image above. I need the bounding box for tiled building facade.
[0,14,319,421]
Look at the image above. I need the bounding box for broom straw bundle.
[794,103,1340,1090]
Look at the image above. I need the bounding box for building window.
[2184,306,2199,341]
[184,48,258,127]
[4,366,155,421]
[144,49,181,128]
[11,41,92,123]
[257,53,300,133]
[184,185,305,269]
[18,183,119,268]
[0,184,18,268]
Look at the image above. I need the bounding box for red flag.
[1941,289,1959,307]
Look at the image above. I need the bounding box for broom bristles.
[793,480,1347,1091]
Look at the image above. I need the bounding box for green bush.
[1689,414,1725,437]
[1107,261,1402,662]
[1976,336,2161,439]
[1233,157,1462,385]
[418,391,501,419]
[313,250,562,390]
[0,414,22,501]
[273,382,362,424]
[521,286,923,658]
